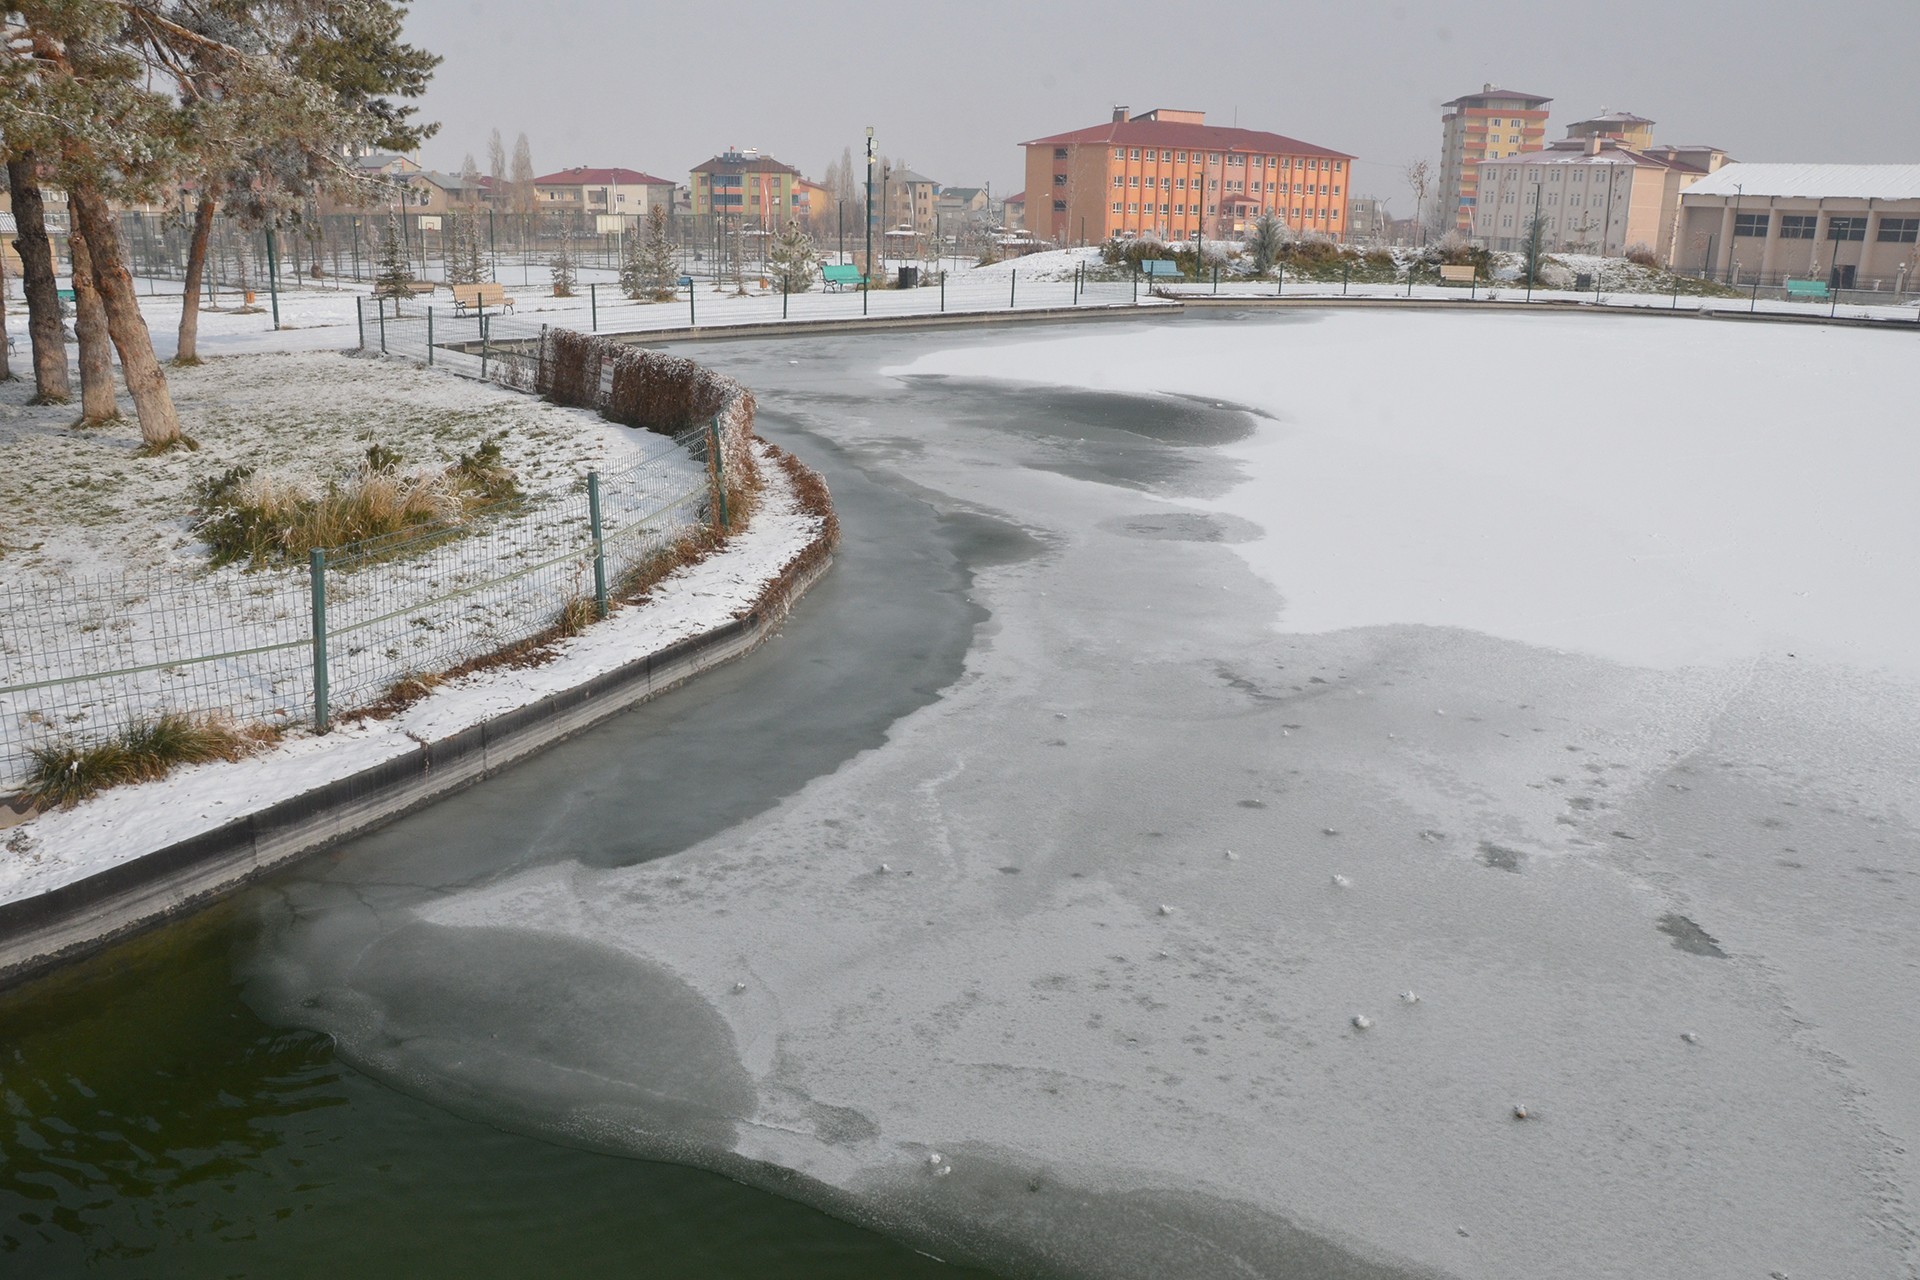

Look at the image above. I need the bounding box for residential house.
[532,166,677,230]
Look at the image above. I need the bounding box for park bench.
[1438,264,1477,284]
[57,287,76,303]
[820,263,867,291]
[676,274,694,290]
[1785,279,1830,301]
[1139,260,1184,280]
[450,281,514,316]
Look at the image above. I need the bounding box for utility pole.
[864,127,875,287]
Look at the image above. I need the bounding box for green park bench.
[820,263,867,291]
[57,287,75,303]
[1785,279,1830,301]
[1139,260,1184,280]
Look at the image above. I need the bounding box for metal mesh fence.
[0,426,715,793]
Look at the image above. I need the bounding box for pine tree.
[770,220,818,292]
[444,213,472,285]
[464,212,489,283]
[377,214,416,305]
[618,226,645,299]
[638,205,678,300]
[550,232,576,297]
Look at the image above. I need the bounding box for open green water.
[0,910,992,1277]
[1,375,1004,1278]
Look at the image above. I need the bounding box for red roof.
[1022,119,1352,161]
[1004,191,1024,203]
[533,167,675,187]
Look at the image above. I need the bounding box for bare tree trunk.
[67,229,120,424]
[69,184,182,449]
[176,195,216,364]
[7,155,71,403]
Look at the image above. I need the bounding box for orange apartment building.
[1439,84,1552,237]
[1021,107,1355,245]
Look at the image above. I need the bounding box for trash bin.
[1574,273,1593,291]
[897,265,919,289]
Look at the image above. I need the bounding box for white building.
[1674,163,1920,290]
[1475,136,1728,261]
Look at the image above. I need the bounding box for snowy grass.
[0,350,638,579]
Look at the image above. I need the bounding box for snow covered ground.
[0,440,825,904]
[241,313,1920,1279]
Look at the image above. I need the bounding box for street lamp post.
[864,127,874,288]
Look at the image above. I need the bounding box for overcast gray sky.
[403,0,1917,210]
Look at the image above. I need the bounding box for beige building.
[1675,164,1920,289]
[1440,85,1553,236]
[884,168,939,238]
[1475,135,1729,260]
[1564,110,1655,151]
[533,167,676,227]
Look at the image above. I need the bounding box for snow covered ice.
[245,311,1920,1279]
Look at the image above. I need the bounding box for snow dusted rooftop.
[1684,163,1920,201]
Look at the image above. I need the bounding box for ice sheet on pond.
[249,317,1920,1280]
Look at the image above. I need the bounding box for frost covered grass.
[0,350,635,580]
[25,711,267,809]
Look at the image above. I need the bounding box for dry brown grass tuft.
[24,712,273,808]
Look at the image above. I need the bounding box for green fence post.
[708,416,730,530]
[1212,264,1219,294]
[309,548,329,733]
[1407,264,1415,297]
[940,270,946,312]
[426,306,434,365]
[689,279,696,327]
[1750,274,1760,313]
[356,295,364,349]
[783,273,789,320]
[1132,262,1138,304]
[1010,268,1016,310]
[480,314,490,379]
[379,301,387,353]
[590,282,598,332]
[264,225,281,329]
[1277,266,1283,297]
[587,470,609,620]
[1343,262,1350,295]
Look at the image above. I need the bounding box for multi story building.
[1002,191,1024,230]
[1563,110,1655,151]
[1021,107,1354,245]
[689,149,804,225]
[1674,164,1920,289]
[1439,85,1552,236]
[531,167,676,227]
[885,168,939,237]
[1475,134,1728,260]
[1346,196,1392,244]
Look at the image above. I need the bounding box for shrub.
[1624,242,1659,267]
[194,443,520,569]
[25,713,263,808]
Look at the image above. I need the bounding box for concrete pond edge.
[0,468,839,992]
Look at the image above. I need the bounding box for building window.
[1114,176,1124,188]
[1114,148,1125,159]
[1161,177,1171,189]
[1128,202,1137,212]
[1175,151,1186,162]
[1828,216,1866,241]
[1733,212,1769,237]
[1129,176,1139,187]
[1208,203,1217,214]
[1130,149,1141,160]
[1053,199,1066,211]
[1333,185,1341,195]
[1112,201,1122,213]
[1174,203,1184,214]
[1160,203,1169,214]
[1879,217,1920,243]
[1779,214,1817,240]
[1208,153,1220,163]
[1054,148,1067,160]
[1053,173,1066,187]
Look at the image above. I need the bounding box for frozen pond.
[13,308,1915,1278]
[257,310,1919,1278]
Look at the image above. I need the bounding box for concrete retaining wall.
[0,551,833,991]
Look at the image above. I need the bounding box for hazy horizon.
[401,0,1918,213]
